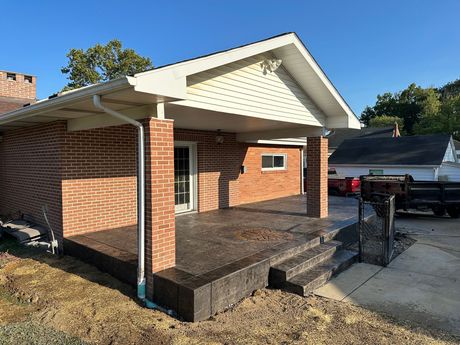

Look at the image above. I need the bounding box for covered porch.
[65,195,360,321]
[0,33,361,321]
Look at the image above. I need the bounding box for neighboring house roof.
[0,32,360,133]
[329,134,452,166]
[326,127,394,149]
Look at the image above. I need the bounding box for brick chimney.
[0,71,36,115]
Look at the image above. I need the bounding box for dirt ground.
[0,238,458,345]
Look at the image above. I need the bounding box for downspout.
[92,95,171,313]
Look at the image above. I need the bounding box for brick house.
[0,71,36,113]
[0,33,360,318]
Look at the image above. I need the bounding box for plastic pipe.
[93,95,172,314]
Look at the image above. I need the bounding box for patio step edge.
[283,249,358,297]
[269,236,321,266]
[269,241,341,285]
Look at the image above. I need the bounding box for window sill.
[261,169,288,174]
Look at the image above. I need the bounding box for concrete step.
[283,249,358,297]
[269,236,322,266]
[270,241,341,285]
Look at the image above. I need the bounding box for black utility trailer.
[360,174,460,218]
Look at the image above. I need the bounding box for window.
[6,73,16,81]
[24,75,33,83]
[369,169,384,175]
[261,154,287,171]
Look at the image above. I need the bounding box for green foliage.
[369,115,404,131]
[361,79,459,138]
[414,95,460,139]
[61,40,153,91]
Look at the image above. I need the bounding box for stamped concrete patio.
[65,195,360,321]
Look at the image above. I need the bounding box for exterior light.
[260,59,282,74]
[215,129,224,144]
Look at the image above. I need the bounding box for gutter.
[0,77,136,126]
[92,95,172,314]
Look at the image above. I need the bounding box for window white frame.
[261,153,287,171]
[174,141,198,214]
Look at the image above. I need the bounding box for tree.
[438,79,460,99]
[360,92,399,125]
[414,94,460,140]
[369,115,404,132]
[61,40,153,91]
[360,83,440,134]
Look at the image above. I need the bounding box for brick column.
[306,137,328,218]
[144,118,176,297]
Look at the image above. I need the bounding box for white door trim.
[174,141,198,214]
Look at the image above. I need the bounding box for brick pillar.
[306,137,328,218]
[144,118,176,297]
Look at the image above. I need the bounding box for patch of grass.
[0,286,30,306]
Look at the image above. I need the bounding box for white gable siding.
[443,141,456,162]
[439,163,460,181]
[180,54,326,126]
[332,166,436,181]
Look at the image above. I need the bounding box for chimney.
[393,122,401,137]
[0,70,37,115]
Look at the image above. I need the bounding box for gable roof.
[0,32,360,131]
[326,127,394,149]
[329,134,452,166]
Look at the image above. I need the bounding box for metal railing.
[358,195,395,266]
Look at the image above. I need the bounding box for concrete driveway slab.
[343,267,460,335]
[314,263,381,301]
[315,215,460,336]
[388,243,460,278]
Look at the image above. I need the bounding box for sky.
[1,0,459,116]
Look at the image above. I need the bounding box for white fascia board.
[135,35,295,80]
[0,77,136,125]
[290,38,360,130]
[134,69,187,100]
[244,139,305,146]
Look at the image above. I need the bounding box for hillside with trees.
[361,79,460,139]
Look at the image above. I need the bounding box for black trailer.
[360,174,460,218]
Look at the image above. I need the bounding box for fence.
[358,195,396,266]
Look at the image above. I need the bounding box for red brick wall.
[0,122,65,241]
[239,145,302,204]
[306,137,328,218]
[145,119,175,296]
[61,125,138,237]
[0,122,303,245]
[174,129,243,211]
[0,71,36,100]
[175,129,302,210]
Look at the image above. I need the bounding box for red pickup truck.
[303,169,360,196]
[328,174,360,196]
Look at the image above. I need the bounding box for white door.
[174,142,196,213]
